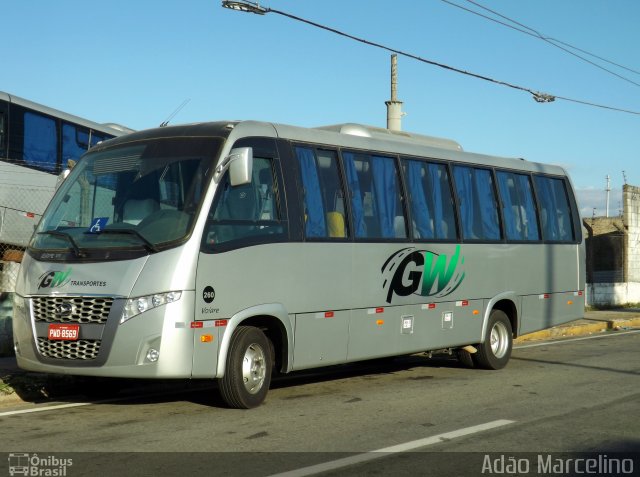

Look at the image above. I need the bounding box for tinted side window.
[207,157,284,246]
[62,124,89,167]
[533,175,574,242]
[24,112,57,172]
[496,171,540,241]
[453,165,501,241]
[403,159,456,240]
[343,151,406,240]
[296,146,349,239]
[0,111,5,151]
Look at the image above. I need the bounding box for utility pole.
[605,175,611,218]
[385,54,404,131]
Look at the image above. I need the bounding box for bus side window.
[343,152,406,240]
[496,171,540,241]
[0,112,5,150]
[24,112,57,172]
[533,175,574,242]
[295,146,349,239]
[403,158,456,240]
[62,124,90,168]
[452,165,501,241]
[207,157,284,246]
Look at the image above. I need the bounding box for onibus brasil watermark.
[8,453,72,476]
[482,453,635,475]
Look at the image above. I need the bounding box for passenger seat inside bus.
[122,174,161,225]
[123,199,160,225]
[326,211,345,238]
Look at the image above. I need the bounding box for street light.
[221,0,268,15]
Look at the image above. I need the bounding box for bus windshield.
[30,137,220,257]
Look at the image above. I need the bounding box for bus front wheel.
[219,326,272,409]
[474,309,512,370]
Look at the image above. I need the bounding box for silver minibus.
[13,121,585,408]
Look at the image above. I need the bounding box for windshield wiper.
[99,229,160,253]
[37,231,87,258]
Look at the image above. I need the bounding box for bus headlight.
[121,291,182,324]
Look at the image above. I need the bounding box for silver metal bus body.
[13,120,585,408]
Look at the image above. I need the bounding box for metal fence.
[584,229,625,284]
[0,185,51,295]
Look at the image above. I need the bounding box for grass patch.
[586,303,640,311]
[0,371,76,401]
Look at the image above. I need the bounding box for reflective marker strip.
[315,312,335,319]
[367,307,384,314]
[539,294,550,299]
[188,321,215,328]
[421,303,437,310]
[214,320,228,327]
[456,300,469,307]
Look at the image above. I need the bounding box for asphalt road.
[0,330,638,476]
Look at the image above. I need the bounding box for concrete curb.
[515,317,640,343]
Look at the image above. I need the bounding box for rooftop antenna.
[622,170,628,185]
[605,174,611,218]
[160,98,191,127]
[385,54,405,131]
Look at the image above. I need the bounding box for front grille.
[37,338,101,360]
[32,297,113,324]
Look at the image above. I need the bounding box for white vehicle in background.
[0,92,132,294]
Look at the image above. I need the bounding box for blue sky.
[5,0,640,217]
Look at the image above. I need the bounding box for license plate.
[48,324,80,341]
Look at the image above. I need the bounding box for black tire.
[474,309,513,370]
[219,326,272,409]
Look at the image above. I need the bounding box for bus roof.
[0,91,134,137]
[93,119,569,178]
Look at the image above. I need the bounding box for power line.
[221,1,640,116]
[464,0,640,76]
[447,0,640,87]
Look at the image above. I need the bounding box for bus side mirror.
[215,147,253,186]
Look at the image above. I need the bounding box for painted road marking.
[515,329,640,349]
[0,401,94,418]
[267,419,515,477]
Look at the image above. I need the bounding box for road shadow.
[1,353,468,408]
[511,356,640,377]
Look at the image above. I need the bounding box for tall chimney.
[386,54,404,131]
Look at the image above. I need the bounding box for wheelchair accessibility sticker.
[87,217,109,234]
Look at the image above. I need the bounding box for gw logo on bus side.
[38,268,72,289]
[382,246,465,304]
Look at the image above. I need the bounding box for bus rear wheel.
[219,326,272,409]
[474,309,512,370]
